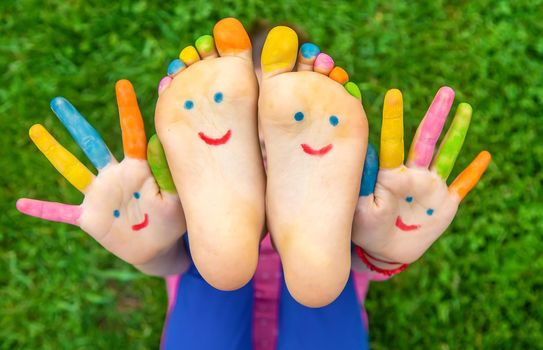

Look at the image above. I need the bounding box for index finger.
[380,89,404,169]
[116,80,147,159]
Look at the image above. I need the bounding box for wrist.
[354,246,408,276]
[134,239,189,276]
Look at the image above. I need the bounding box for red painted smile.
[301,143,333,156]
[198,130,232,146]
[132,213,149,231]
[395,216,420,231]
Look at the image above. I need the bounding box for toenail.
[184,100,194,110]
[167,59,185,76]
[294,111,304,122]
[300,43,320,59]
[214,92,223,103]
[329,115,339,126]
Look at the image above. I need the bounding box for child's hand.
[352,87,491,273]
[17,80,187,272]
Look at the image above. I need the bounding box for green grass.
[1,0,542,348]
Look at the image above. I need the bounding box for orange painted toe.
[213,18,251,55]
[329,66,349,85]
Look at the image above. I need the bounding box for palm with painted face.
[17,80,188,275]
[352,87,491,272]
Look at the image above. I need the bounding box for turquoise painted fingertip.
[300,43,320,59]
[167,59,185,76]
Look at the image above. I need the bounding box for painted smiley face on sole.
[154,18,265,291]
[258,27,368,307]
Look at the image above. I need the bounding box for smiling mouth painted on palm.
[198,129,232,146]
[132,213,149,231]
[395,216,420,231]
[301,143,333,156]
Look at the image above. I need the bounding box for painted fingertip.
[385,89,403,106]
[360,144,378,196]
[15,198,27,212]
[438,86,455,99]
[344,82,361,100]
[195,35,217,58]
[167,59,185,76]
[314,53,334,74]
[179,46,200,65]
[300,42,320,59]
[329,66,349,84]
[158,76,172,95]
[50,96,69,112]
[457,102,473,117]
[261,26,298,74]
[214,18,251,55]
[29,124,45,139]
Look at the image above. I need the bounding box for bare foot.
[259,26,368,307]
[155,18,265,290]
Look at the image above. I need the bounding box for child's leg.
[162,237,254,350]
[277,272,369,350]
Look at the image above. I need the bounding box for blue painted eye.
[133,192,140,199]
[214,92,223,103]
[294,112,304,122]
[405,196,413,203]
[426,208,434,216]
[329,115,339,126]
[184,100,194,110]
[113,209,120,218]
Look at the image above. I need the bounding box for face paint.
[113,209,120,218]
[329,115,339,126]
[198,130,232,146]
[132,213,149,231]
[184,100,194,110]
[395,216,421,231]
[214,92,223,103]
[301,143,333,156]
[294,111,304,122]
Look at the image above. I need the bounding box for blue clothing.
[163,237,369,349]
